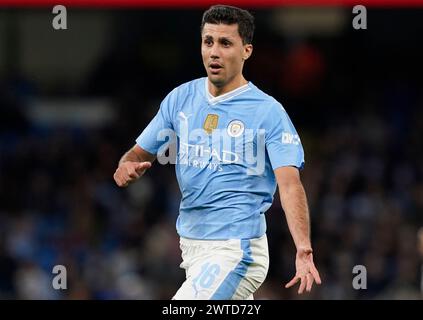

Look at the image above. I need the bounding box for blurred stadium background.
[0,0,422,299]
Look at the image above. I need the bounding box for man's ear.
[243,44,253,60]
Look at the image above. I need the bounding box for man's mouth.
[209,62,223,73]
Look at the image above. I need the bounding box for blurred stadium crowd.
[0,8,422,299]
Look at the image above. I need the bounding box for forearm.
[279,181,312,251]
[119,145,156,166]
[119,149,141,165]
[114,145,155,187]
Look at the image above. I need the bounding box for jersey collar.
[205,77,251,106]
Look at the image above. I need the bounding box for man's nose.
[210,44,220,59]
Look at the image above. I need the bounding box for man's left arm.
[275,166,322,294]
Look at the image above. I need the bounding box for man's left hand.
[285,248,322,294]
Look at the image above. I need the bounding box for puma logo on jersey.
[179,111,193,121]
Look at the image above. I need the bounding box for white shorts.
[172,234,269,300]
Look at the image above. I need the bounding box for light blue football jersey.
[136,77,304,240]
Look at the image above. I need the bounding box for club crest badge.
[227,120,245,137]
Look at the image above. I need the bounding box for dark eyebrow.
[203,35,234,43]
[218,37,233,44]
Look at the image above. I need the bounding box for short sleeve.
[136,89,176,155]
[263,102,305,170]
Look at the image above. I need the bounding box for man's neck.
[208,76,248,97]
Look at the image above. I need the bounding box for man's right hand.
[113,161,152,187]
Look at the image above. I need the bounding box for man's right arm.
[113,144,156,187]
[115,86,176,187]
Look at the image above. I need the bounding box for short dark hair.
[201,5,255,45]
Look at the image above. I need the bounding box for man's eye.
[204,40,212,46]
[222,41,231,47]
